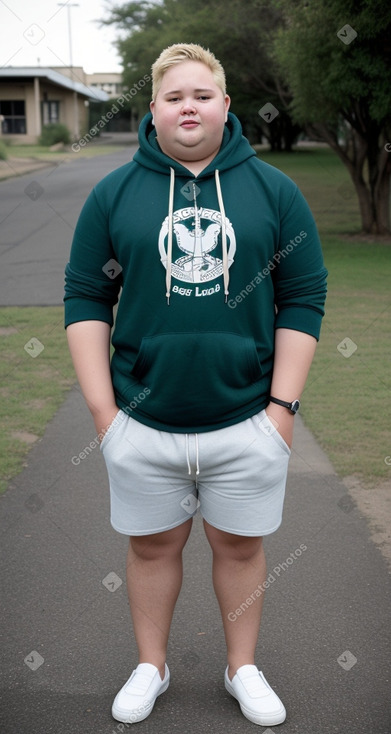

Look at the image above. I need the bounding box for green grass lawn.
[0,308,75,493]
[3,143,126,160]
[0,147,389,493]
[260,147,390,484]
[301,238,390,482]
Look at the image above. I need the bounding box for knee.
[204,521,263,562]
[129,519,192,561]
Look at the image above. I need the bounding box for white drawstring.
[166,166,175,304]
[195,434,200,476]
[215,169,229,302]
[185,434,191,475]
[185,434,200,475]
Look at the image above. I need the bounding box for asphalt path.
[0,147,390,733]
[0,145,137,307]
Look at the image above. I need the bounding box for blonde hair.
[151,43,226,101]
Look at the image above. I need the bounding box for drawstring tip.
[224,290,229,303]
[166,294,170,305]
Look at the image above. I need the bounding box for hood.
[133,111,256,177]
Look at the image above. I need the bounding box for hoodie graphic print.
[64,112,327,433]
[160,191,234,297]
[160,170,235,304]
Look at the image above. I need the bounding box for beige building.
[50,67,125,98]
[86,72,125,99]
[0,67,109,144]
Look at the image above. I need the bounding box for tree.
[273,0,391,234]
[101,0,302,149]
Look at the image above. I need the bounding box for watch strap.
[269,396,300,414]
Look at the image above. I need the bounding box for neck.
[180,160,212,176]
[156,140,220,177]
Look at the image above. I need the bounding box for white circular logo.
[159,206,236,284]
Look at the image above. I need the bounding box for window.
[42,101,60,125]
[0,100,26,134]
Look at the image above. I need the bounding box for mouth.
[180,120,200,128]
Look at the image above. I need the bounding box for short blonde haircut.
[151,43,226,101]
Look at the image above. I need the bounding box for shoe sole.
[112,677,170,723]
[225,679,286,726]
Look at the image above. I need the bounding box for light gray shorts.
[100,409,291,537]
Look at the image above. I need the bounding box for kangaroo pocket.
[124,331,264,426]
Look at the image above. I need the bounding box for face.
[150,60,230,172]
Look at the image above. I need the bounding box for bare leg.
[203,520,266,680]
[126,519,193,680]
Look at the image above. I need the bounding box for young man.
[64,43,327,726]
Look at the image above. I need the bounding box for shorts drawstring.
[186,434,191,475]
[195,434,200,476]
[185,434,200,476]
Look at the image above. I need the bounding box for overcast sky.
[0,0,123,74]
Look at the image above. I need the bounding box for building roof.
[0,67,109,102]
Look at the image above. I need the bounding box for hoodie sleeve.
[64,188,122,328]
[273,186,327,340]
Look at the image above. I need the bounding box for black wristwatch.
[269,396,301,415]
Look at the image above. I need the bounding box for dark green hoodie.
[64,112,327,432]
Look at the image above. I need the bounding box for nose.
[181,99,196,114]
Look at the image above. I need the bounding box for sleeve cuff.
[275,306,325,341]
[64,297,114,328]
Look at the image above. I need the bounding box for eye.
[198,96,210,101]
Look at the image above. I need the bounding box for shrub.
[39,123,70,146]
[0,140,8,160]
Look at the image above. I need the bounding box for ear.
[149,100,155,125]
[224,95,231,122]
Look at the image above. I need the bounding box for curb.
[0,158,57,181]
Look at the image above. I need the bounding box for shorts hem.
[110,513,197,536]
[200,511,282,537]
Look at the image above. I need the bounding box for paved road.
[0,148,390,733]
[0,145,137,306]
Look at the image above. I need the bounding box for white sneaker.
[112,663,170,723]
[225,664,286,726]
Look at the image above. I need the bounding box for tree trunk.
[373,144,391,234]
[351,174,390,234]
[351,177,376,233]
[309,123,391,235]
[282,117,301,152]
[372,175,390,233]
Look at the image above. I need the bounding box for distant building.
[0,66,109,143]
[50,68,125,98]
[86,72,125,99]
[49,68,136,131]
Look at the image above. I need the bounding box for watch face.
[291,399,300,414]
